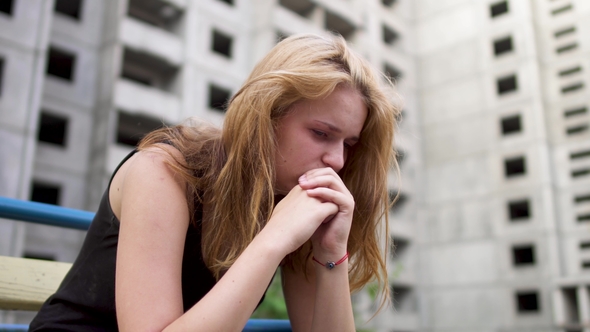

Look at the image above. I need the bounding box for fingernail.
[299,174,307,183]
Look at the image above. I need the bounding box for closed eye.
[312,129,328,138]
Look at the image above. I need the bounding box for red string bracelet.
[312,252,349,270]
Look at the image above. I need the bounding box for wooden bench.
[0,255,71,311]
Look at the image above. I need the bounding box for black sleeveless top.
[29,150,266,331]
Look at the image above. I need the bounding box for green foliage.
[251,269,289,319]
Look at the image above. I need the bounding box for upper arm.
[114,147,190,332]
[282,260,317,332]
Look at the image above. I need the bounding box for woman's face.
[274,86,368,194]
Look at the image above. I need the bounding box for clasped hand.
[265,168,354,261]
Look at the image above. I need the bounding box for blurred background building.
[0,0,588,331]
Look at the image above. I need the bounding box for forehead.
[282,86,368,131]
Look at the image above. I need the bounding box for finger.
[306,188,354,213]
[299,173,347,191]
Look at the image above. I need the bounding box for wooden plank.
[0,255,71,311]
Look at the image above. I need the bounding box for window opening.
[504,156,526,177]
[0,0,14,15]
[501,114,521,135]
[559,66,582,77]
[55,0,82,20]
[37,112,68,147]
[497,75,518,94]
[516,291,540,313]
[570,150,590,160]
[512,245,535,266]
[557,43,578,54]
[382,25,398,45]
[31,182,61,205]
[572,169,590,178]
[566,125,588,135]
[561,83,584,94]
[490,1,509,17]
[554,26,576,38]
[509,199,530,220]
[494,36,513,56]
[574,194,590,203]
[551,4,573,15]
[211,30,233,58]
[208,84,231,112]
[46,47,76,81]
[564,107,587,117]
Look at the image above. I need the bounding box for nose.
[322,144,345,172]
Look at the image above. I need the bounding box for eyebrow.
[315,120,360,143]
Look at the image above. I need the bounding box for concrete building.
[1,0,589,331]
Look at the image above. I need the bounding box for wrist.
[312,251,349,270]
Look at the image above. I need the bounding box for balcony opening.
[217,0,234,6]
[116,111,165,147]
[276,30,289,44]
[508,199,530,220]
[46,47,76,82]
[384,63,402,82]
[390,285,416,313]
[570,149,590,160]
[0,58,4,97]
[382,25,399,46]
[575,194,590,203]
[388,191,407,213]
[325,11,356,40]
[382,0,397,7]
[279,0,315,18]
[566,124,588,135]
[572,168,590,178]
[395,149,405,166]
[580,241,590,249]
[552,4,573,16]
[37,112,68,147]
[512,245,535,266]
[208,84,231,112]
[497,75,518,95]
[562,288,580,323]
[561,83,584,94]
[564,106,587,117]
[559,66,582,77]
[554,26,576,38]
[582,261,590,268]
[516,291,540,313]
[557,43,578,54]
[490,1,509,18]
[578,214,590,222]
[24,252,56,261]
[127,0,183,34]
[211,29,233,58]
[55,0,82,20]
[504,156,526,177]
[494,36,513,56]
[121,48,179,93]
[501,114,521,135]
[390,237,409,261]
[31,181,61,205]
[0,0,14,15]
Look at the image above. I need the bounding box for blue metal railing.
[0,196,292,332]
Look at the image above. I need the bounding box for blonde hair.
[140,33,400,305]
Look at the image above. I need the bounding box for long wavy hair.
[139,33,400,304]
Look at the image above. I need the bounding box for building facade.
[0,0,589,331]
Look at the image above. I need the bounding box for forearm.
[310,260,355,332]
[163,235,284,332]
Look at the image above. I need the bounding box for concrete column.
[553,287,566,326]
[577,286,590,332]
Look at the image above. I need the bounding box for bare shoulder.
[110,144,188,221]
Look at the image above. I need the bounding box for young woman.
[30,33,399,332]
